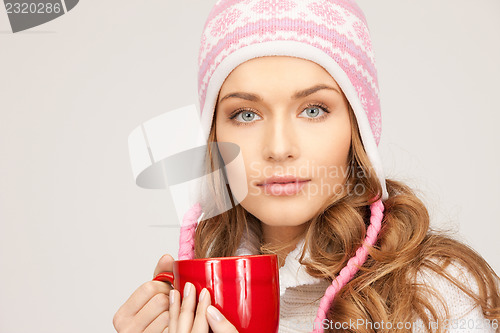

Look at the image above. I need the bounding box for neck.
[261,224,308,268]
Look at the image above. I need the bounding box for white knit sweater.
[235,231,497,333]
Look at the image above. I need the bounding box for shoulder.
[415,259,479,312]
[411,259,497,332]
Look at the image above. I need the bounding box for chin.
[241,198,316,227]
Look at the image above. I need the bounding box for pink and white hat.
[180,0,387,331]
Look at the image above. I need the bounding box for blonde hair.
[194,104,500,332]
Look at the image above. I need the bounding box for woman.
[113,0,500,332]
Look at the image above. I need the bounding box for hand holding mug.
[113,254,242,333]
[153,254,280,333]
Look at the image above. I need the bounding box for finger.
[207,305,239,333]
[154,254,175,278]
[168,289,180,333]
[191,288,211,332]
[176,282,197,332]
[118,281,171,318]
[144,310,169,333]
[133,293,169,332]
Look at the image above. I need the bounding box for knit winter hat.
[179,0,387,331]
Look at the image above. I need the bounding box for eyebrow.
[218,84,341,104]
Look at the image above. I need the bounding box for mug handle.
[153,272,175,289]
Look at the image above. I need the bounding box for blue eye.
[230,110,262,125]
[298,104,330,120]
[229,103,330,126]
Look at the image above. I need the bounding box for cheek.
[309,123,352,181]
[223,151,248,204]
[233,146,265,202]
[216,131,255,204]
[325,132,351,164]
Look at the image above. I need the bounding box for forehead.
[219,56,340,92]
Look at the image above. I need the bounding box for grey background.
[0,1,498,332]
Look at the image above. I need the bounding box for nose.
[262,116,299,163]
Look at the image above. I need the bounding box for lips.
[256,175,311,196]
[257,175,310,186]
[258,181,309,196]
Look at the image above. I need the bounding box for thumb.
[153,253,175,278]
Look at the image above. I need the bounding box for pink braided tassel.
[178,202,203,260]
[312,198,385,332]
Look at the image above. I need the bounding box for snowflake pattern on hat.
[251,0,297,15]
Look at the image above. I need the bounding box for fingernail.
[183,282,192,298]
[207,305,223,322]
[169,290,175,305]
[199,288,207,302]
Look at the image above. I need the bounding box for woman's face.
[215,56,351,230]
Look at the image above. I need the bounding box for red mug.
[153,254,280,333]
